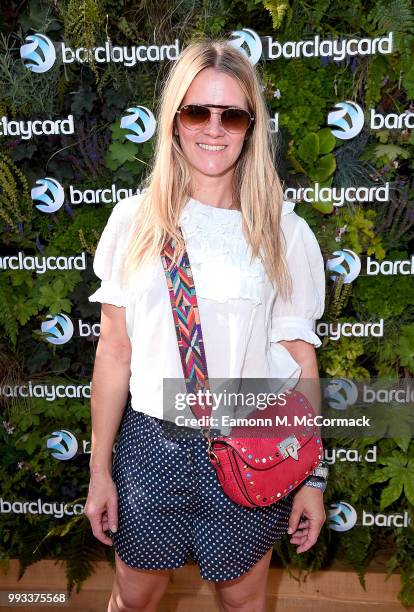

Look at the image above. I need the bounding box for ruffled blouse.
[88,194,326,422]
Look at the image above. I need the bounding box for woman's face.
[174,67,251,179]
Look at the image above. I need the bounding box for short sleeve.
[270,212,325,348]
[88,195,141,307]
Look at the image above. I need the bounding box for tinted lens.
[221,108,251,132]
[179,105,211,129]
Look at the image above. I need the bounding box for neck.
[190,173,236,210]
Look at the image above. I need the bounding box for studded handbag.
[161,227,324,508]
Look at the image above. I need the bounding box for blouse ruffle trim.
[270,315,322,347]
[88,280,127,308]
[179,199,270,304]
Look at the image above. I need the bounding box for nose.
[202,110,226,137]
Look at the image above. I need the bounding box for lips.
[197,143,227,151]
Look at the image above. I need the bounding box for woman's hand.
[287,485,326,553]
[84,473,118,546]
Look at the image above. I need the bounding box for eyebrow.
[184,103,248,110]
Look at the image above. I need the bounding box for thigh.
[190,434,294,582]
[111,405,196,570]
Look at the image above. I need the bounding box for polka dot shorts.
[111,399,294,582]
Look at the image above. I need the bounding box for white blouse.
[88,194,326,424]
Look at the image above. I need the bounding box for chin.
[202,169,233,179]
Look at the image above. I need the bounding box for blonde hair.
[123,37,292,300]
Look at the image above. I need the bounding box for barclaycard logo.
[326,249,414,280]
[324,446,378,464]
[326,248,361,283]
[284,182,389,207]
[324,378,358,410]
[31,178,64,213]
[39,316,100,344]
[20,33,179,71]
[316,319,384,340]
[327,101,364,140]
[31,177,141,210]
[120,106,157,143]
[41,314,74,345]
[328,100,414,139]
[0,381,91,401]
[229,30,393,66]
[229,29,263,65]
[328,501,411,529]
[47,429,78,460]
[328,501,358,531]
[0,115,74,139]
[20,33,56,73]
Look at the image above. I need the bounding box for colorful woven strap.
[161,227,211,398]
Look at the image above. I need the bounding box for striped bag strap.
[161,227,211,399]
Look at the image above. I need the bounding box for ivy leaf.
[398,325,414,371]
[37,280,72,313]
[373,144,410,162]
[380,479,403,509]
[371,452,414,509]
[14,299,39,326]
[105,140,138,169]
[404,459,414,505]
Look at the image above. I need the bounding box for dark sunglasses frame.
[175,103,255,134]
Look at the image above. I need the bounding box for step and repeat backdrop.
[1,0,413,604]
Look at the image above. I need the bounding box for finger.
[290,535,308,545]
[292,528,310,541]
[106,495,119,534]
[290,529,308,542]
[296,523,321,553]
[293,528,309,536]
[89,513,114,546]
[287,507,304,534]
[288,521,309,535]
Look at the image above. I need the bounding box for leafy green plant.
[1,0,414,608]
[287,128,337,212]
[0,152,33,232]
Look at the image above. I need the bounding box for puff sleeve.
[88,196,138,307]
[270,212,325,348]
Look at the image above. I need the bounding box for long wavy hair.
[122,37,292,299]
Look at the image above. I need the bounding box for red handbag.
[161,228,324,508]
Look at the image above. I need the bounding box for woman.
[85,38,327,612]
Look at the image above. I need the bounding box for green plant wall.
[1,0,414,607]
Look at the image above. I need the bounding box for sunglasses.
[176,103,255,134]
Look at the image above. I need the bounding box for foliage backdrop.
[1,0,414,607]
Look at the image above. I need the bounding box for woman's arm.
[89,303,132,476]
[85,304,131,545]
[279,339,321,415]
[280,338,326,553]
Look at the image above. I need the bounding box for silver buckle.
[277,434,300,461]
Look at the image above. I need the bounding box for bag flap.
[210,390,322,469]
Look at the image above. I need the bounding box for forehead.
[182,68,247,108]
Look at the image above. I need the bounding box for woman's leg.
[108,551,172,612]
[214,549,272,612]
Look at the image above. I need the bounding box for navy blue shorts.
[111,400,294,581]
